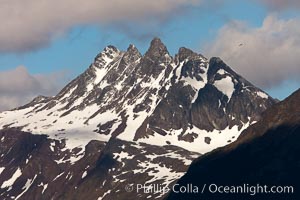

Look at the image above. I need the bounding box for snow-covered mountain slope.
[0,38,275,154]
[0,129,200,200]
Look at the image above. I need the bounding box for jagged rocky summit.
[0,37,275,154]
[0,38,276,199]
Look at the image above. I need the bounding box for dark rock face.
[166,89,300,200]
[0,38,278,199]
[190,57,275,131]
[142,55,275,151]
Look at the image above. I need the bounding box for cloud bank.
[258,0,300,11]
[204,14,300,89]
[0,66,65,111]
[0,0,199,53]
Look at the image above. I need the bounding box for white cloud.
[0,66,65,111]
[204,14,300,88]
[0,0,200,53]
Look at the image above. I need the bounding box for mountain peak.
[127,44,136,51]
[150,37,163,45]
[126,44,140,55]
[94,45,120,63]
[145,37,169,59]
[124,44,142,63]
[0,39,276,155]
[177,47,203,62]
[210,57,223,64]
[178,47,195,55]
[207,57,234,78]
[104,45,119,52]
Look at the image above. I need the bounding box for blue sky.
[0,0,299,110]
[0,1,266,73]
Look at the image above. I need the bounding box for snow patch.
[214,76,235,100]
[42,183,48,194]
[257,91,268,99]
[138,122,251,154]
[53,172,64,181]
[0,167,4,175]
[1,168,22,189]
[217,69,226,75]
[98,190,111,200]
[113,151,134,163]
[50,141,55,152]
[82,171,87,179]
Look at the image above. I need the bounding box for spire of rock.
[144,37,169,59]
[127,44,137,52]
[177,47,198,62]
[126,44,141,60]
[94,45,120,62]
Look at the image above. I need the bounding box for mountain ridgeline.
[0,38,277,199]
[0,38,275,153]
